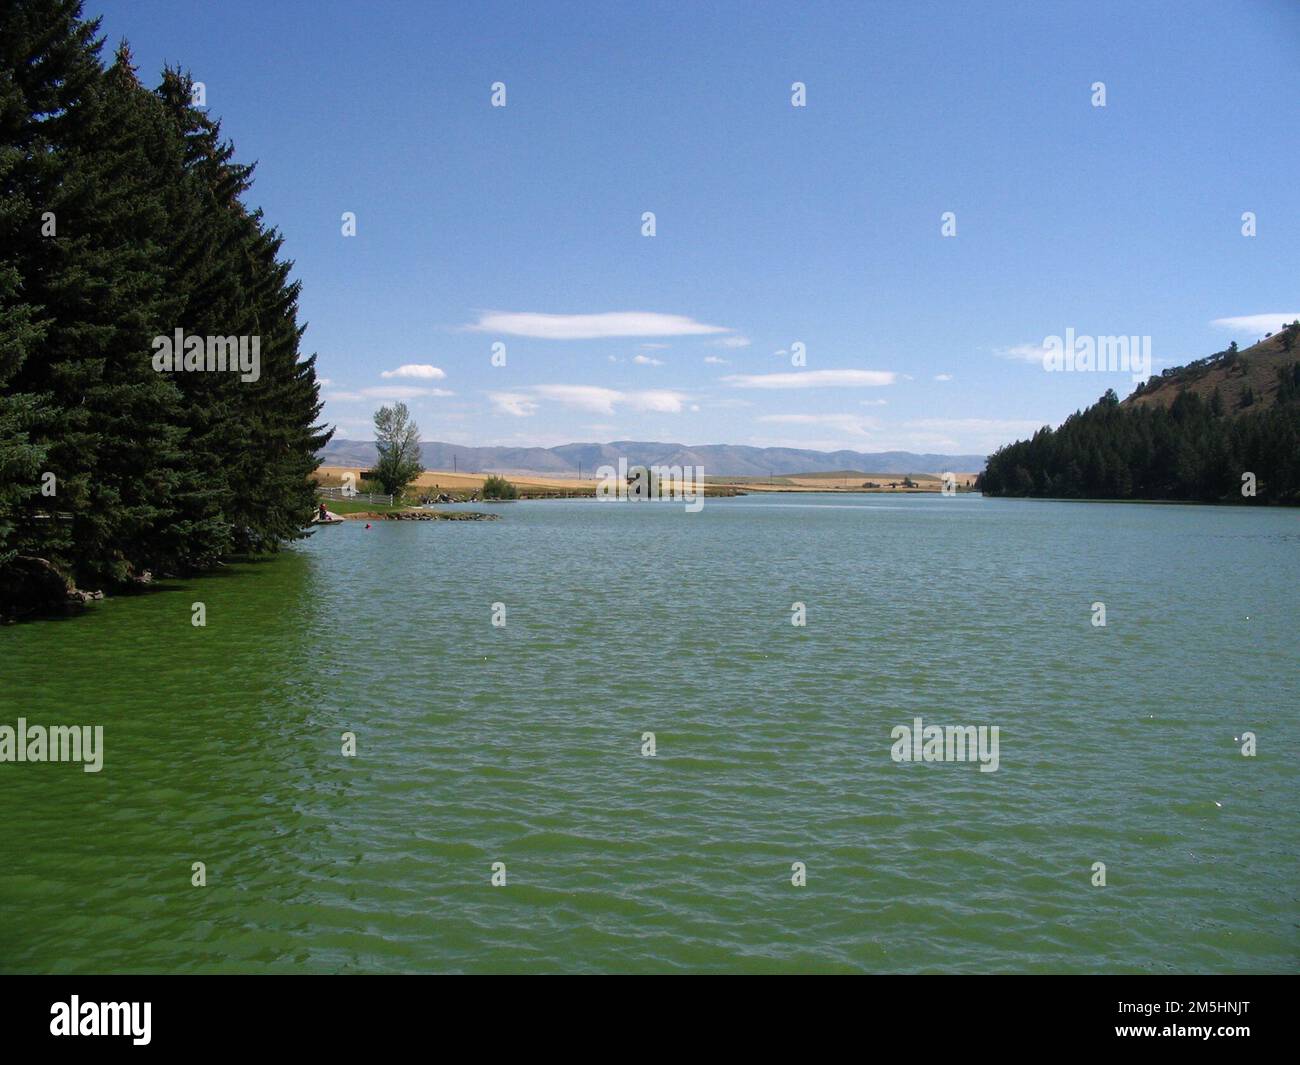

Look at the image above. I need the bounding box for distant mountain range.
[318,439,988,477]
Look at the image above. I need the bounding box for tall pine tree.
[1,0,331,614]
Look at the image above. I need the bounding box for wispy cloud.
[751,412,1042,454]
[326,416,378,437]
[1211,313,1300,335]
[704,355,730,365]
[714,336,751,349]
[617,389,688,413]
[934,373,953,382]
[633,354,663,366]
[464,311,731,339]
[531,384,687,414]
[759,413,879,437]
[361,385,454,400]
[488,392,539,417]
[997,343,1052,365]
[722,369,897,389]
[902,417,1045,451]
[380,363,446,379]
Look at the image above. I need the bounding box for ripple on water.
[1,497,1297,972]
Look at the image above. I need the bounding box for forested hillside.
[979,325,1300,504]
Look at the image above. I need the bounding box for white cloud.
[640,342,670,350]
[633,354,663,366]
[323,390,363,402]
[747,412,1043,454]
[902,417,1046,451]
[759,413,879,437]
[380,363,446,379]
[860,399,888,407]
[361,386,454,400]
[531,384,687,415]
[317,377,333,386]
[532,385,623,414]
[722,369,897,389]
[488,392,539,417]
[704,355,729,365]
[934,373,953,382]
[326,417,378,438]
[714,336,751,348]
[997,343,1051,364]
[465,311,731,339]
[1211,313,1300,336]
[629,390,688,412]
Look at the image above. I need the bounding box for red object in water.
[365,523,371,529]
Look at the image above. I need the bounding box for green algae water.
[2,494,1297,973]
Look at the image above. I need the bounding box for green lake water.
[1,493,1296,973]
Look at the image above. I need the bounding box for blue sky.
[97,0,1300,456]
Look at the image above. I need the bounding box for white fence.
[316,486,394,506]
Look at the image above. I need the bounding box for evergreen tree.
[154,65,330,551]
[0,0,331,612]
[981,383,1300,504]
[0,0,102,576]
[11,41,193,586]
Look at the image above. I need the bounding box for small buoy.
[365,523,371,529]
[1214,801,1223,808]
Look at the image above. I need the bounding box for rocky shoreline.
[0,555,146,622]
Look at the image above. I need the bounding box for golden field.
[314,466,980,496]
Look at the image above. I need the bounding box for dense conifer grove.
[1,0,330,612]
[980,333,1300,504]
